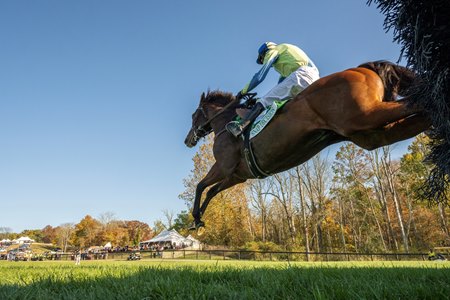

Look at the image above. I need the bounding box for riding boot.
[226,102,265,137]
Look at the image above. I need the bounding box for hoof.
[189,220,205,231]
[196,226,205,236]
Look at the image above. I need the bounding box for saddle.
[236,94,290,178]
[236,99,289,139]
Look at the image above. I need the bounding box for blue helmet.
[257,42,276,64]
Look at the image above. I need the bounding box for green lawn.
[1,260,449,299]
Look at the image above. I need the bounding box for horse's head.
[184,92,213,148]
[184,90,235,148]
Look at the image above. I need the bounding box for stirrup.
[226,121,243,138]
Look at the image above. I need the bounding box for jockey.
[226,42,320,137]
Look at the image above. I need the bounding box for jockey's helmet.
[257,42,276,64]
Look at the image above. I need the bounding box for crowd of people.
[139,242,182,252]
[71,249,108,261]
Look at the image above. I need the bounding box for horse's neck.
[209,105,236,133]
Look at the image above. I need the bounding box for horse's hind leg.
[349,99,421,133]
[350,114,430,151]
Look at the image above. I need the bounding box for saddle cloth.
[249,100,289,139]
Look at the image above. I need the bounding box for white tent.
[140,229,188,247]
[15,236,35,244]
[185,235,201,250]
[0,239,12,246]
[103,242,112,249]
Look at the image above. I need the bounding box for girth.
[241,126,271,179]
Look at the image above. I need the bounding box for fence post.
[238,251,241,260]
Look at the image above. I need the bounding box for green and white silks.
[250,100,288,139]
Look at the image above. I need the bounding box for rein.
[191,101,235,144]
[198,97,239,131]
[193,92,271,179]
[197,93,257,134]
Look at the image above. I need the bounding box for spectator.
[75,250,81,265]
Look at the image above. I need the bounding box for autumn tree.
[298,155,334,252]
[125,220,153,246]
[246,178,272,243]
[399,135,450,248]
[172,210,193,236]
[267,172,298,246]
[162,209,175,229]
[291,166,311,258]
[152,220,166,235]
[71,215,101,248]
[332,143,380,252]
[41,225,57,244]
[54,223,74,252]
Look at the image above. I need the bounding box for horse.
[184,61,430,229]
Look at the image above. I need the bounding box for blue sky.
[0,1,408,232]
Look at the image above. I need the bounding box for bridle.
[191,106,214,143]
[190,93,257,143]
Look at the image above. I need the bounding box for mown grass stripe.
[0,260,449,299]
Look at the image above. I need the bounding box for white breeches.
[258,65,320,108]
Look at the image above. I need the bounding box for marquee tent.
[185,235,201,250]
[140,229,188,247]
[14,236,35,244]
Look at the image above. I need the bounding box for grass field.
[1,260,449,299]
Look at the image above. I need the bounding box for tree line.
[0,214,153,252]
[179,134,449,254]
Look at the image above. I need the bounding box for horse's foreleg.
[192,163,224,225]
[199,176,246,220]
[350,114,430,150]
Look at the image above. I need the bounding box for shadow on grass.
[1,264,449,299]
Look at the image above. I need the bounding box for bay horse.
[184,61,430,229]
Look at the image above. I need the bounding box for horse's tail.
[358,60,418,102]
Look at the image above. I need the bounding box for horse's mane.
[200,90,235,107]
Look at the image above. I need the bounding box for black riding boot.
[226,102,265,137]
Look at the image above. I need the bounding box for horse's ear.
[200,92,206,102]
